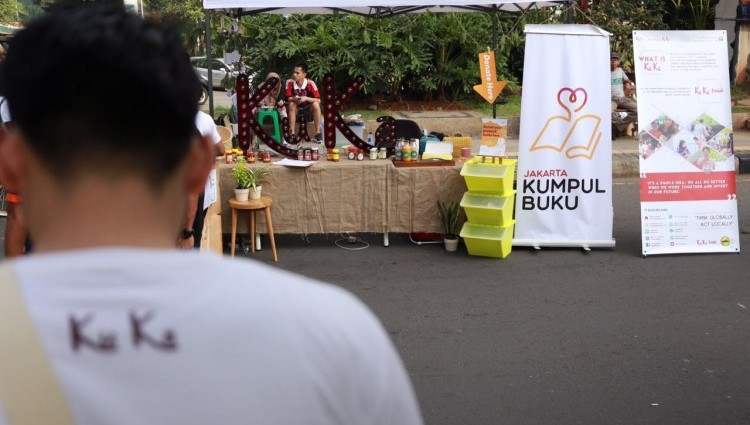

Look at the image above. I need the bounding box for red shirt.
[285,78,320,107]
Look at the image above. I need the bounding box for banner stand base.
[513,239,616,250]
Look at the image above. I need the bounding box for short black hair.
[294,62,308,73]
[2,5,201,187]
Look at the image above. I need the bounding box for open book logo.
[530,87,603,159]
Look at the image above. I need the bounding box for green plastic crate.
[459,222,514,258]
[460,191,516,227]
[459,158,516,196]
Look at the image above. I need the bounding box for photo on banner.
[634,30,740,256]
[513,24,615,248]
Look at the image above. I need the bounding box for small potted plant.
[232,157,253,201]
[437,200,460,252]
[247,166,270,199]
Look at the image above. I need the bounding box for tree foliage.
[583,0,717,71]
[17,0,727,101]
[210,10,559,102]
[144,0,204,50]
[0,0,25,23]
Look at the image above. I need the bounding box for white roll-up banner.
[634,31,740,256]
[514,25,615,248]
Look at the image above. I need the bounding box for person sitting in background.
[285,62,322,142]
[0,6,423,424]
[611,52,637,111]
[256,72,287,118]
[611,52,637,137]
[252,72,287,147]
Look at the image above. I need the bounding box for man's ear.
[184,134,214,195]
[0,126,27,193]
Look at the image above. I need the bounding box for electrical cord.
[334,235,370,250]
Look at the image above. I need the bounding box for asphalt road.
[260,176,750,425]
[2,177,750,424]
[200,88,232,112]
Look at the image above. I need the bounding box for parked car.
[197,73,209,105]
[191,56,239,90]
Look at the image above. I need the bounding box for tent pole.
[567,1,574,23]
[205,8,215,117]
[492,9,498,119]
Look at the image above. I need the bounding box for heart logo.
[557,87,588,116]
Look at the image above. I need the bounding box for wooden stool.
[228,196,278,261]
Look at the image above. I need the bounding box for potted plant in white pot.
[247,166,270,200]
[232,158,252,201]
[437,200,460,252]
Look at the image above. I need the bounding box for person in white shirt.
[0,6,423,425]
[178,110,224,249]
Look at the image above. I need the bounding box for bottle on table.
[402,142,412,162]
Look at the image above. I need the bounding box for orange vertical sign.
[473,51,507,104]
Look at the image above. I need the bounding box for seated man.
[285,62,322,141]
[611,52,637,137]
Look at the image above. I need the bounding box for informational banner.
[514,25,615,248]
[634,30,740,256]
[479,118,507,156]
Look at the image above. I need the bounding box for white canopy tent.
[202,0,567,17]
[201,0,571,113]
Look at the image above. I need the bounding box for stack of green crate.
[458,157,517,258]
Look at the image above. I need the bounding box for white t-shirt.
[610,67,629,98]
[195,111,221,210]
[4,249,423,425]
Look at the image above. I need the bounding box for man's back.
[6,249,421,425]
[0,7,421,424]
